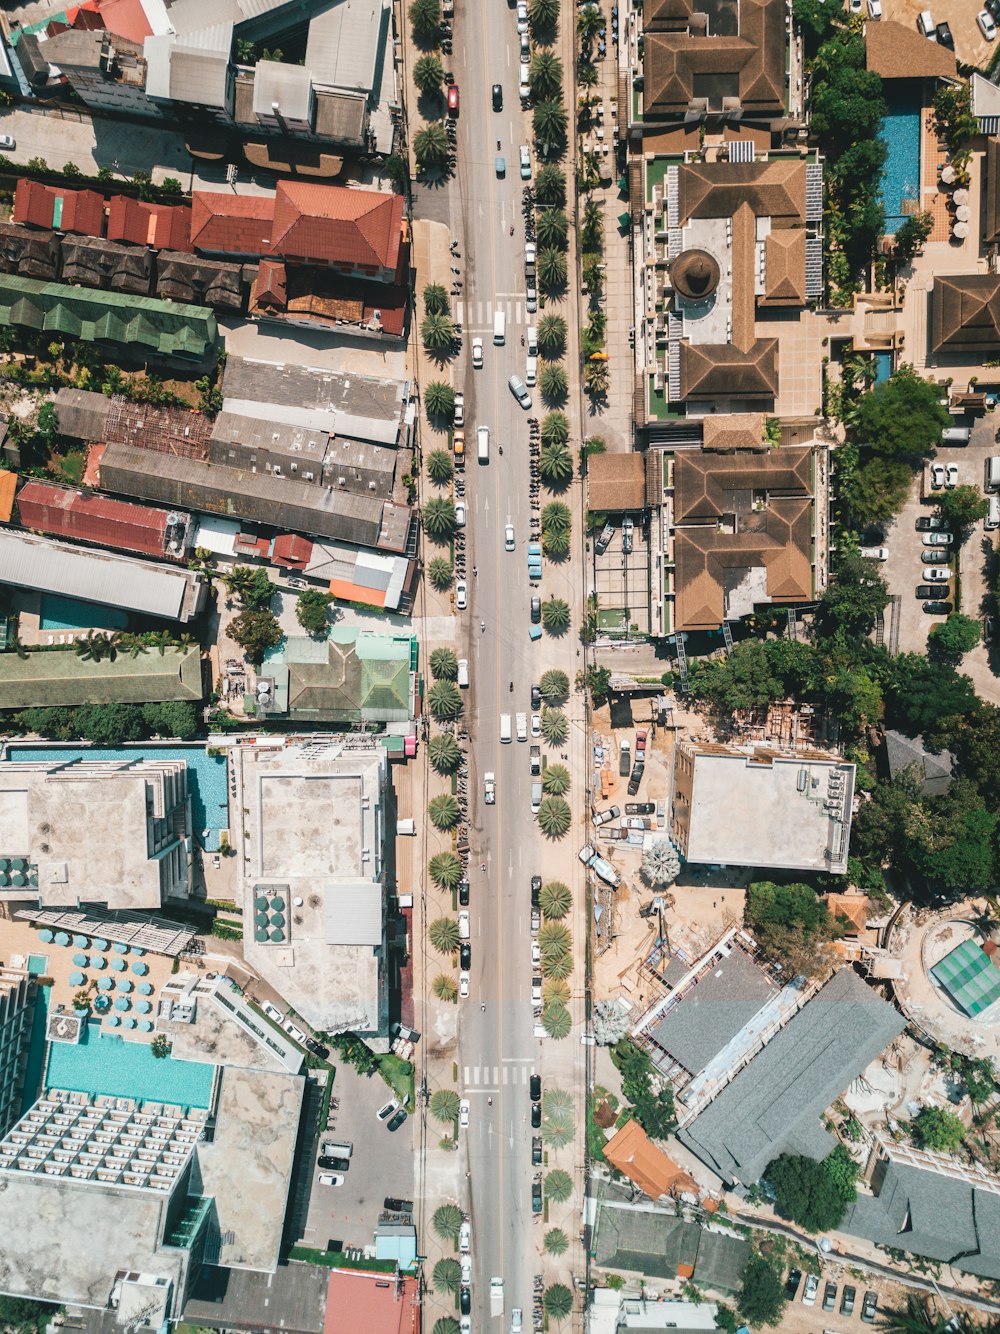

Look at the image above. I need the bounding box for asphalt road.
[421,1,544,1323]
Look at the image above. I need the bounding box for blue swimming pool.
[880,98,922,235]
[46,1019,215,1108]
[7,745,228,851]
[873,351,894,383]
[39,595,128,632]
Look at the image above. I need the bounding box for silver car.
[508,374,532,408]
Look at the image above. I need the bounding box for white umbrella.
[953,187,970,205]
[955,204,970,222]
[953,221,969,239]
[941,164,956,184]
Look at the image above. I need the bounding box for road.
[419,0,544,1324]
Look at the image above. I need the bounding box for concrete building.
[0,756,193,910]
[670,740,855,874]
[0,967,34,1139]
[234,739,391,1034]
[589,1291,720,1334]
[15,480,192,561]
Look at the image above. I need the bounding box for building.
[15,479,192,560]
[154,252,245,310]
[259,629,416,724]
[929,938,1000,1020]
[12,179,106,236]
[0,222,61,280]
[52,388,113,443]
[590,1292,721,1334]
[882,730,954,797]
[60,233,155,296]
[0,645,203,710]
[602,1119,698,1200]
[158,972,303,1075]
[587,453,647,513]
[0,756,193,910]
[303,540,415,612]
[677,968,905,1186]
[0,968,34,1139]
[671,741,855,874]
[0,529,207,622]
[107,195,192,251]
[324,1268,421,1334]
[930,275,1000,356]
[234,739,391,1034]
[29,28,156,120]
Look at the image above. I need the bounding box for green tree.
[792,0,836,55]
[540,669,569,702]
[430,852,463,890]
[432,1203,463,1241]
[535,164,566,206]
[877,1297,959,1334]
[544,1228,569,1255]
[429,917,460,954]
[0,1297,61,1330]
[429,794,461,830]
[746,880,844,979]
[422,311,456,353]
[538,247,568,292]
[929,613,981,662]
[430,1088,461,1123]
[428,557,454,591]
[937,484,989,532]
[430,647,459,680]
[542,763,570,795]
[766,1149,858,1232]
[540,880,572,918]
[538,795,571,836]
[886,654,977,740]
[423,285,450,316]
[429,733,462,773]
[541,707,569,744]
[581,199,604,248]
[413,53,445,94]
[529,0,560,29]
[894,212,933,262]
[817,550,890,637]
[224,565,274,610]
[540,363,568,404]
[151,1034,170,1059]
[537,313,567,355]
[433,973,458,1002]
[433,1258,462,1292]
[433,1321,459,1334]
[529,51,563,99]
[543,522,570,559]
[578,664,611,704]
[227,608,283,664]
[542,597,570,633]
[539,442,574,486]
[423,497,458,538]
[545,1168,573,1202]
[542,1000,572,1038]
[428,680,462,719]
[539,919,572,961]
[543,1285,573,1321]
[738,1256,786,1328]
[74,703,147,745]
[414,123,450,169]
[295,588,333,638]
[913,1105,965,1153]
[425,380,455,418]
[409,0,441,37]
[533,99,569,147]
[541,411,570,444]
[142,701,199,740]
[537,208,569,249]
[542,500,571,533]
[853,363,951,467]
[427,449,454,485]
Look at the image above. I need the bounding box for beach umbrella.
[73,935,88,948]
[11,859,26,871]
[255,928,268,941]
[72,953,88,967]
[69,972,85,987]
[98,977,114,991]
[118,979,133,993]
[132,961,149,976]
[113,941,128,955]
[91,955,106,970]
[123,1017,136,1029]
[111,958,127,972]
[270,927,285,942]
[270,896,285,910]
[138,1019,152,1032]
[38,929,53,943]
[138,982,153,996]
[93,938,109,950]
[55,932,70,946]
[132,947,144,957]
[114,997,130,1011]
[135,999,151,1014]
[106,1015,120,1028]
[255,896,269,911]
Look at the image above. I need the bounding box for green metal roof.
[930,939,1000,1018]
[267,629,414,723]
[0,646,203,708]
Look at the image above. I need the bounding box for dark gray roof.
[884,730,954,797]
[53,388,113,442]
[677,969,905,1185]
[649,948,775,1076]
[221,355,406,430]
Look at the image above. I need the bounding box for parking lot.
[593,520,651,637]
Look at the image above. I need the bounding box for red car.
[635,729,647,754]
[447,83,459,114]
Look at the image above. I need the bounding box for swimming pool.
[7,745,228,851]
[880,98,922,235]
[46,1019,215,1108]
[873,351,894,383]
[39,595,128,632]
[26,954,48,976]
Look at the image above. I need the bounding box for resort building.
[0,757,193,910]
[257,629,417,725]
[0,967,34,1139]
[0,646,204,710]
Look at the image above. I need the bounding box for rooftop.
[222,354,407,431]
[883,730,954,797]
[0,646,203,709]
[931,275,1000,356]
[12,180,106,237]
[15,478,182,560]
[865,19,957,78]
[107,196,192,251]
[602,1119,699,1199]
[264,628,414,723]
[324,1269,421,1334]
[588,452,647,512]
[930,938,1000,1019]
[648,946,775,1075]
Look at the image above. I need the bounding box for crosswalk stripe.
[503,1067,509,1085]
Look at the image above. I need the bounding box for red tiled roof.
[253,257,287,308]
[107,196,192,251]
[97,0,152,41]
[13,179,106,236]
[16,478,171,557]
[603,1119,698,1200]
[269,182,404,271]
[324,1270,420,1334]
[190,191,273,256]
[272,532,313,568]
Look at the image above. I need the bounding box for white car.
[592,805,620,826]
[484,771,496,804]
[461,1258,473,1285]
[318,1173,345,1186]
[459,971,470,998]
[946,462,959,487]
[979,7,997,37]
[511,1311,523,1334]
[849,0,862,10]
[472,336,484,368]
[525,354,537,387]
[525,241,536,266]
[802,1275,819,1306]
[459,910,471,941]
[531,939,541,966]
[505,522,515,551]
[531,712,541,738]
[454,391,465,427]
[0,135,15,151]
[456,579,468,610]
[284,1020,307,1043]
[517,0,528,31]
[867,0,882,15]
[922,531,953,546]
[459,1098,471,1128]
[377,1098,400,1121]
[931,462,946,488]
[531,976,542,1005]
[924,567,950,582]
[460,1221,471,1253]
[455,500,466,527]
[262,1001,284,1023]
[509,374,531,408]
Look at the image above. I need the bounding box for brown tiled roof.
[60,234,153,295]
[826,892,869,934]
[679,338,778,401]
[866,19,956,78]
[107,196,192,251]
[190,191,273,255]
[249,263,408,337]
[702,413,765,451]
[587,451,646,511]
[677,158,806,225]
[0,222,60,280]
[731,200,756,351]
[603,1119,698,1200]
[155,251,244,311]
[13,179,106,236]
[986,138,1000,246]
[252,258,287,309]
[763,227,806,305]
[269,182,404,271]
[674,446,812,521]
[931,275,1000,355]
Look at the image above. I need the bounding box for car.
[0,136,15,151]
[946,462,959,487]
[823,1283,838,1313]
[867,0,882,14]
[455,500,466,527]
[472,336,484,368]
[531,975,542,1005]
[596,519,615,555]
[635,729,647,754]
[459,1221,471,1253]
[532,1179,542,1213]
[622,816,654,830]
[459,879,470,906]
[936,19,953,45]
[377,1098,400,1121]
[387,1108,407,1132]
[916,514,944,530]
[841,1285,856,1317]
[492,82,504,110]
[859,546,889,561]
[454,391,465,427]
[456,579,468,609]
[306,1037,331,1059]
[531,939,541,966]
[511,1308,522,1334]
[460,1288,472,1317]
[318,1173,345,1186]
[525,241,536,266]
[802,1275,819,1307]
[459,971,470,998]
[531,683,541,709]
[531,1101,541,1127]
[460,942,471,969]
[931,462,946,488]
[453,429,465,463]
[505,522,515,551]
[530,596,541,623]
[916,584,941,598]
[525,282,538,313]
[922,600,953,615]
[626,802,655,815]
[988,0,1000,22]
[921,549,949,563]
[862,1291,878,1323]
[318,1155,350,1171]
[262,1000,284,1024]
[593,805,620,826]
[785,1269,802,1301]
[923,530,953,545]
[459,1098,470,1128]
[458,910,470,940]
[531,712,541,737]
[622,516,634,554]
[495,155,506,177]
[384,1196,413,1213]
[461,1257,473,1285]
[525,354,537,387]
[484,772,496,804]
[986,613,997,641]
[517,0,528,31]
[531,874,541,906]
[530,1073,542,1101]
[285,1020,307,1043]
[532,1135,542,1164]
[924,567,950,582]
[627,772,642,797]
[519,144,531,179]
[508,373,532,408]
[447,83,459,114]
[849,0,862,10]
[980,8,998,36]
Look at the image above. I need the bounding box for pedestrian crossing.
[456,298,527,330]
[464,1062,533,1091]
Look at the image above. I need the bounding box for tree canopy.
[766,1147,859,1232]
[852,364,950,467]
[738,1255,786,1328]
[746,881,846,979]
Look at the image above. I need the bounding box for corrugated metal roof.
[15,479,177,558]
[222,355,406,421]
[0,645,202,707]
[305,0,386,96]
[323,881,383,945]
[252,61,313,121]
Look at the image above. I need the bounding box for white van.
[941,425,971,445]
[987,456,1000,490]
[477,425,490,463]
[516,712,528,742]
[500,713,512,743]
[918,9,935,35]
[457,658,469,687]
[525,355,537,387]
[526,325,538,355]
[493,309,506,345]
[397,818,416,836]
[988,495,1000,530]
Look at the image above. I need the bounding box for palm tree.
[535,164,566,206]
[428,680,462,719]
[433,973,458,1002]
[148,628,174,656]
[424,285,450,317]
[539,442,574,486]
[544,1228,569,1255]
[545,1168,573,1203]
[541,1114,574,1148]
[877,1299,958,1334]
[432,1203,464,1241]
[543,976,570,1004]
[429,852,463,890]
[641,839,681,887]
[429,917,460,954]
[537,313,567,355]
[409,0,441,37]
[433,1321,460,1334]
[542,763,570,795]
[542,1001,571,1038]
[544,1285,573,1321]
[540,364,568,404]
[581,198,604,248]
[423,497,457,538]
[578,2,603,37]
[541,707,569,745]
[433,1258,462,1292]
[429,794,461,830]
[540,669,569,702]
[537,208,568,249]
[539,919,571,957]
[533,98,568,147]
[425,379,455,417]
[429,733,462,774]
[430,647,459,680]
[542,597,571,634]
[538,794,571,836]
[541,411,570,445]
[422,311,456,354]
[542,948,572,980]
[427,450,454,486]
[414,122,450,169]
[529,0,560,30]
[584,359,610,396]
[529,52,563,100]
[428,556,454,590]
[542,500,571,532]
[543,524,569,558]
[540,879,571,918]
[430,1088,461,1123]
[577,58,598,87]
[413,53,444,94]
[538,247,568,293]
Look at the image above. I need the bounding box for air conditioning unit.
[290,462,298,473]
[273,465,282,476]
[338,477,346,487]
[305,471,314,481]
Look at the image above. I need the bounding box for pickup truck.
[527,541,542,580]
[530,745,541,776]
[579,843,621,888]
[484,772,496,805]
[596,519,614,555]
[490,1278,505,1317]
[619,738,631,777]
